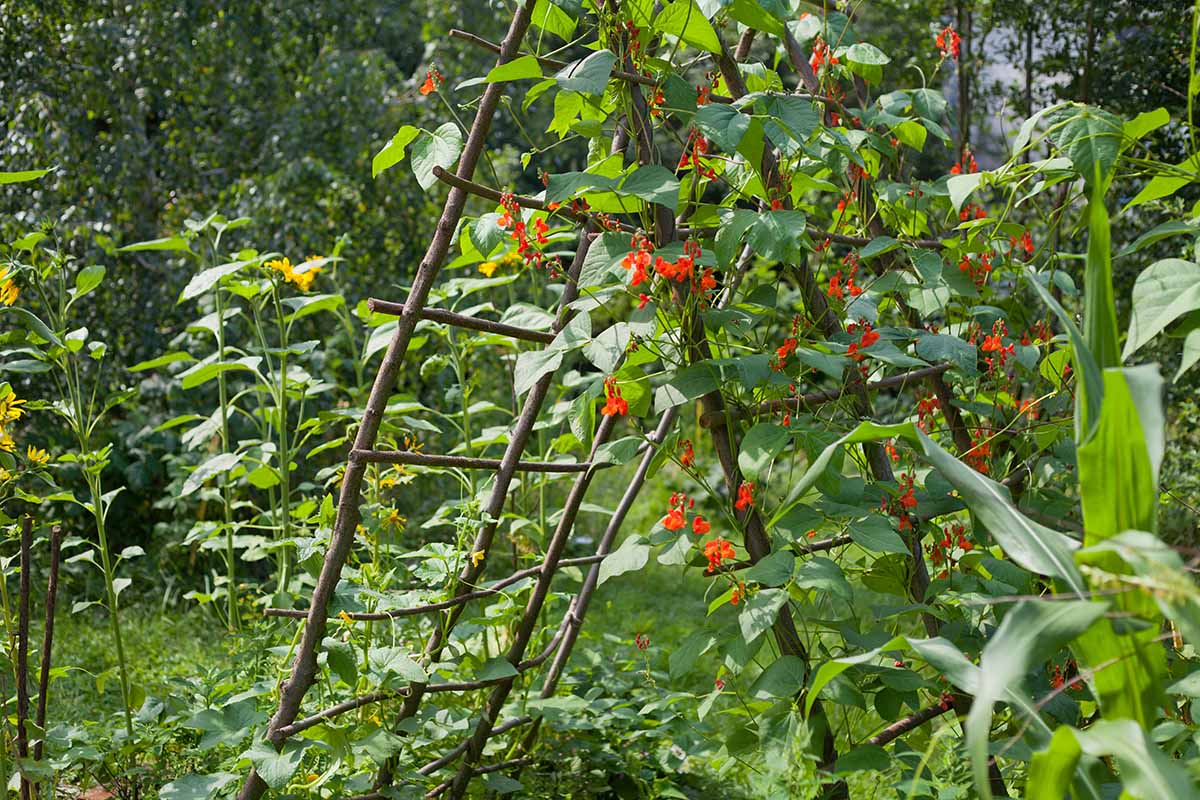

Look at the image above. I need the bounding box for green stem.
[214,287,240,631]
[90,472,134,736]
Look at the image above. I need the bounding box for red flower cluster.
[661,491,693,531]
[835,190,857,218]
[965,429,992,474]
[884,439,901,463]
[621,233,653,287]
[649,87,665,118]
[419,68,443,95]
[677,131,717,179]
[846,320,880,365]
[497,193,551,268]
[730,582,746,605]
[1009,230,1034,259]
[774,337,798,370]
[959,203,987,222]
[980,319,1015,372]
[654,241,697,283]
[957,251,993,287]
[697,84,712,106]
[929,522,971,579]
[734,481,754,511]
[916,393,941,432]
[601,376,628,416]
[950,147,978,175]
[1021,320,1052,346]
[810,37,839,72]
[936,25,961,60]
[635,632,650,650]
[828,251,864,301]
[704,538,736,572]
[679,439,695,467]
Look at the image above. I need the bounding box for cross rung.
[367,299,555,344]
[350,449,592,472]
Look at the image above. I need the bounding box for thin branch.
[701,364,954,427]
[33,526,62,762]
[264,555,607,620]
[367,300,555,344]
[349,449,596,473]
[16,516,32,800]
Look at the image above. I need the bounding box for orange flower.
[601,376,628,417]
[680,439,695,467]
[419,68,442,95]
[692,515,711,535]
[704,538,736,572]
[734,482,754,511]
[662,507,686,531]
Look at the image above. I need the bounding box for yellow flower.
[0,467,12,482]
[0,267,18,306]
[25,445,49,467]
[337,611,352,624]
[478,261,498,278]
[470,550,485,567]
[382,507,406,530]
[0,428,13,453]
[0,393,26,423]
[379,474,398,489]
[265,256,321,292]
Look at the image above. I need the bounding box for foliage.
[2,1,1200,800]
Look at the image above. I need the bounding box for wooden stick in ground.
[33,526,62,763]
[16,515,32,800]
[235,5,539,800]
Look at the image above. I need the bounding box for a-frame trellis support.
[237,3,994,798]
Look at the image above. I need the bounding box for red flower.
[680,439,695,467]
[704,538,736,572]
[980,334,1003,352]
[601,376,628,417]
[637,293,650,310]
[692,515,711,535]
[935,26,961,59]
[735,482,754,511]
[420,68,442,95]
[699,268,717,293]
[662,507,686,531]
[731,582,745,605]
[533,217,550,245]
[635,633,651,650]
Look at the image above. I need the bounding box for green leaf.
[482,774,524,795]
[512,347,562,396]
[1123,259,1200,360]
[118,235,191,253]
[794,556,851,600]
[554,50,616,95]
[832,745,890,775]
[738,423,789,480]
[282,293,345,323]
[74,264,105,299]
[743,550,794,587]
[1073,366,1166,726]
[845,42,890,65]
[738,588,787,645]
[694,104,751,153]
[916,333,977,374]
[0,306,63,347]
[775,421,1086,594]
[411,123,464,191]
[369,646,428,683]
[947,173,984,213]
[1052,721,1194,800]
[1116,220,1200,259]
[159,773,238,800]
[182,452,243,497]
[748,655,805,699]
[620,165,680,211]
[0,168,52,184]
[598,535,650,585]
[1047,103,1124,186]
[1123,153,1200,211]
[656,0,721,53]
[531,0,576,40]
[180,357,262,390]
[476,657,520,681]
[669,631,717,679]
[486,54,543,83]
[849,516,909,554]
[244,738,306,790]
[806,636,907,715]
[1082,183,1119,370]
[1026,727,1086,800]
[859,236,901,260]
[726,0,786,37]
[1028,275,1103,441]
[179,260,251,302]
[966,601,1109,799]
[1124,107,1170,142]
[372,125,420,178]
[128,351,194,372]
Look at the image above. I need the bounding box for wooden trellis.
[237,3,1003,799]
